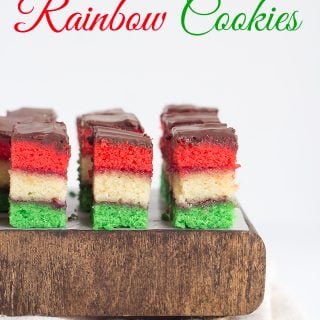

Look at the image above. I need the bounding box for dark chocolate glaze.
[0,116,38,138]
[162,104,219,116]
[162,112,221,130]
[172,123,238,150]
[94,126,152,148]
[12,121,70,150]
[81,112,144,132]
[0,117,21,137]
[76,108,124,127]
[7,107,57,122]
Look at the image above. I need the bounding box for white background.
[0,0,319,318]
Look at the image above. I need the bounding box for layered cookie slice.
[0,108,57,212]
[77,110,144,212]
[92,126,153,230]
[160,104,220,157]
[76,108,124,140]
[160,105,239,229]
[0,118,18,211]
[9,122,71,228]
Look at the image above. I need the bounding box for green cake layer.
[160,169,170,204]
[79,184,93,212]
[93,203,148,230]
[9,201,67,229]
[160,170,173,221]
[0,188,9,212]
[172,201,235,229]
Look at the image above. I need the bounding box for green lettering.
[215,13,231,31]
[181,0,221,36]
[231,13,247,31]
[275,13,290,31]
[180,0,303,35]
[247,0,267,31]
[286,11,303,31]
[265,7,276,30]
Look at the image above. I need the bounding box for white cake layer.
[169,170,238,207]
[9,170,67,203]
[93,171,151,208]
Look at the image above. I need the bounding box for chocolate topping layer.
[13,121,69,150]
[172,123,238,150]
[94,126,152,148]
[77,108,124,127]
[82,113,144,132]
[0,116,38,139]
[163,112,221,130]
[0,117,21,137]
[7,107,57,122]
[162,104,219,116]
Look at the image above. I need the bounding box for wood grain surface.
[0,216,266,318]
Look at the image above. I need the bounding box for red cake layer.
[169,142,239,172]
[11,140,70,176]
[94,141,152,174]
[0,138,10,160]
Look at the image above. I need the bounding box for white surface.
[0,0,319,318]
[255,219,320,320]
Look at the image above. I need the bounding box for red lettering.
[108,0,126,31]
[90,14,110,31]
[64,13,83,31]
[14,0,167,33]
[141,12,167,31]
[126,13,142,31]
[79,7,94,31]
[15,0,69,33]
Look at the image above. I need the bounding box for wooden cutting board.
[0,192,266,318]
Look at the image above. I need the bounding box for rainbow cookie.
[9,122,71,228]
[77,110,144,212]
[160,105,219,157]
[0,108,57,212]
[0,118,18,212]
[92,126,153,230]
[160,105,239,229]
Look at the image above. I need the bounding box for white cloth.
[0,263,306,320]
[234,268,306,320]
